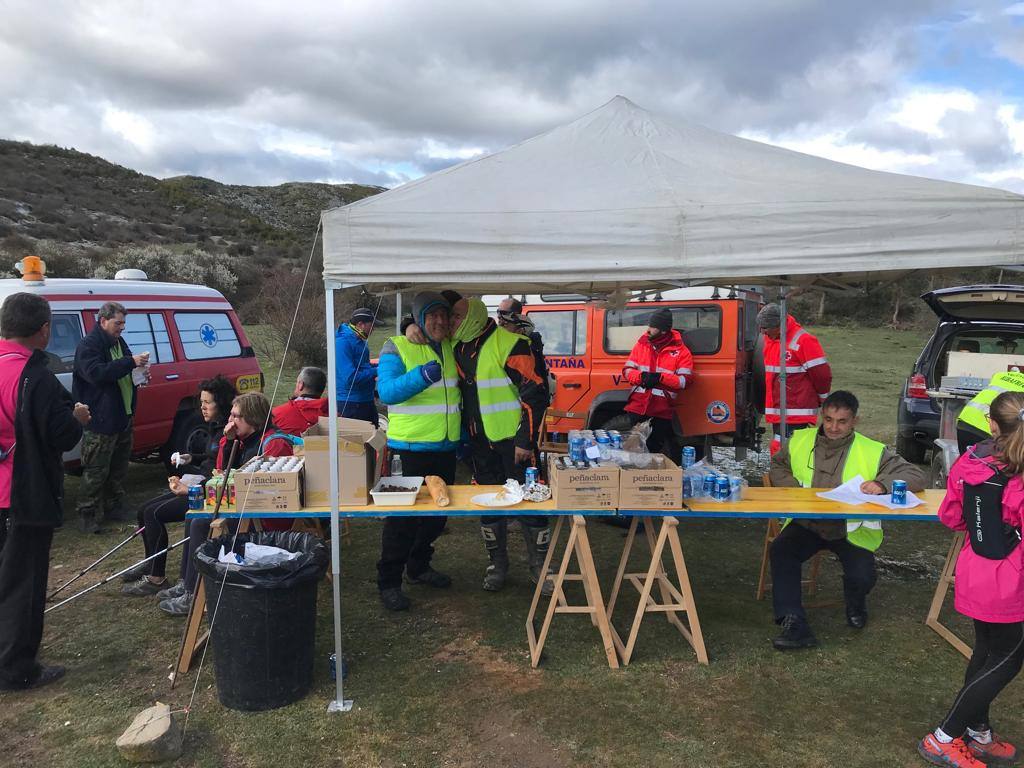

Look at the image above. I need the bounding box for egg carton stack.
[234,455,305,512]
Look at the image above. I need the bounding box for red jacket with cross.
[763,315,831,427]
[622,330,693,420]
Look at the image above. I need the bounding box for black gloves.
[640,371,662,388]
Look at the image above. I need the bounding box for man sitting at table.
[768,390,926,650]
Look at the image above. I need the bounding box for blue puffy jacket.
[377,338,460,453]
[335,324,376,404]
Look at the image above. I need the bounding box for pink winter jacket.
[938,441,1024,623]
[0,340,31,508]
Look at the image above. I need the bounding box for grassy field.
[5,323,1003,768]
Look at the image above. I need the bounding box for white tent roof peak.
[322,96,1023,294]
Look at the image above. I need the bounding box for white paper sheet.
[816,475,923,509]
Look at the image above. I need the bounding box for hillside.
[0,139,383,258]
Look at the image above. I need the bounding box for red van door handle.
[165,374,180,381]
[563,382,581,389]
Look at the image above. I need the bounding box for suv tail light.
[907,373,929,399]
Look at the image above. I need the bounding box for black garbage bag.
[195,531,329,711]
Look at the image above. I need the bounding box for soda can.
[682,446,696,469]
[569,436,585,461]
[187,484,204,511]
[729,476,743,501]
[715,475,731,501]
[702,472,716,498]
[525,466,539,488]
[609,431,622,449]
[891,479,907,506]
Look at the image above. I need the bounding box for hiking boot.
[79,515,102,534]
[481,521,509,592]
[156,580,186,601]
[772,614,818,651]
[846,607,868,630]
[121,576,167,597]
[120,562,150,582]
[405,567,452,588]
[522,523,554,597]
[379,587,411,612]
[919,734,985,767]
[158,591,193,617]
[0,664,65,692]
[966,732,1017,765]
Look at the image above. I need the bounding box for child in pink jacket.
[919,391,1024,768]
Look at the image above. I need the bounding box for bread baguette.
[425,475,450,507]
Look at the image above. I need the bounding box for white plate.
[471,492,521,508]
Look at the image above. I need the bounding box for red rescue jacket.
[622,330,693,420]
[763,316,831,426]
[272,397,328,436]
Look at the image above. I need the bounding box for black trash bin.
[195,531,329,711]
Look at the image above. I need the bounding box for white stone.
[115,702,183,763]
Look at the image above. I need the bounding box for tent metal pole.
[395,292,402,335]
[325,284,352,713]
[778,288,788,449]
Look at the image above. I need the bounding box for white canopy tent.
[318,96,1024,711]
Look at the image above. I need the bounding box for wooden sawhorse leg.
[526,515,619,669]
[925,530,971,659]
[170,517,252,687]
[606,516,708,666]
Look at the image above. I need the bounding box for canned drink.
[682,446,696,469]
[702,472,717,498]
[188,484,204,510]
[715,475,731,501]
[891,479,907,506]
[569,436,585,461]
[729,476,743,501]
[609,431,622,450]
[525,466,539,488]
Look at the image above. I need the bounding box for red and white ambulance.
[0,265,262,468]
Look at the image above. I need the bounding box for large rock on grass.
[115,702,183,763]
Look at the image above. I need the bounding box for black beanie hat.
[440,290,463,306]
[649,308,673,333]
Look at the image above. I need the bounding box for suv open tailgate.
[922,285,1024,322]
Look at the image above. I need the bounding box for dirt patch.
[447,711,569,768]
[433,635,542,695]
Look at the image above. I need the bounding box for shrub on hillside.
[95,245,239,297]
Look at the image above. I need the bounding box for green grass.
[3,323,998,768]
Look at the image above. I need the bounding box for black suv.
[896,284,1024,464]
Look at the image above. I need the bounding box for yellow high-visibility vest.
[386,337,461,443]
[958,371,1024,435]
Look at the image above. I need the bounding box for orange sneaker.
[966,733,1017,765]
[918,734,985,767]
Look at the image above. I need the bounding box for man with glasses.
[767,390,925,650]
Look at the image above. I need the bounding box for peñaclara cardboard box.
[546,455,619,510]
[302,417,386,506]
[234,457,304,512]
[618,455,683,511]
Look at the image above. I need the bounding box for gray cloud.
[1,0,1020,191]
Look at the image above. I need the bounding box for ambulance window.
[174,312,241,360]
[529,310,585,355]
[121,313,173,364]
[604,306,721,355]
[45,313,83,373]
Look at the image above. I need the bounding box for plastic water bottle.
[391,454,403,477]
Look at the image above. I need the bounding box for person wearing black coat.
[71,302,148,533]
[0,292,90,691]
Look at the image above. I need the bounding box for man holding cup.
[72,301,150,533]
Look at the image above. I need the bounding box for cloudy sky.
[2,1,1023,192]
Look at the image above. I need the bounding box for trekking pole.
[47,525,145,601]
[45,537,188,614]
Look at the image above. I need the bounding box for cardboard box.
[618,455,683,511]
[302,417,386,506]
[547,455,619,510]
[234,457,304,512]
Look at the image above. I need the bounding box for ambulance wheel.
[160,411,211,473]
